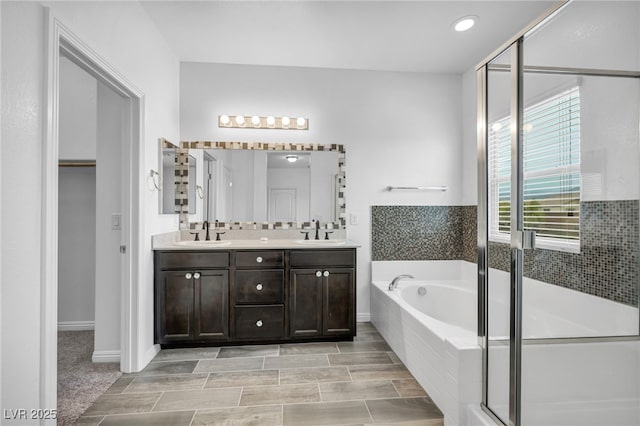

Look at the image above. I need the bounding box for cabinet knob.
[323,270,330,277]
[315,270,322,278]
[185,273,193,279]
[193,272,201,279]
[256,283,263,291]
[256,320,263,327]
[256,256,263,263]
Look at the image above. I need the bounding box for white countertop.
[153,237,359,251]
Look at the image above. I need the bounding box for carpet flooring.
[57,331,122,426]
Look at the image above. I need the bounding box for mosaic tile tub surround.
[371,201,639,306]
[371,205,475,261]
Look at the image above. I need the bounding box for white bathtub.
[371,260,640,426]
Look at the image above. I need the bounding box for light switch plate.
[111,213,121,230]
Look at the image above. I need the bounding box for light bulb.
[251,115,261,127]
[296,117,306,128]
[220,115,230,125]
[235,115,245,126]
[286,155,298,163]
[281,116,290,128]
[266,116,276,127]
[453,16,476,32]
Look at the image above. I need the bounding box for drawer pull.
[193,272,201,279]
[256,283,263,291]
[185,273,193,279]
[323,271,330,277]
[256,320,263,327]
[256,256,263,263]
[315,270,322,278]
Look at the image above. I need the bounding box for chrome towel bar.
[385,186,448,192]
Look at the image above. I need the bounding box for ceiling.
[140,1,556,74]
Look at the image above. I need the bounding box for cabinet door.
[289,269,323,337]
[196,270,229,340]
[158,271,194,342]
[323,268,355,336]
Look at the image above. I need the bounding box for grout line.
[363,399,375,424]
[95,416,106,425]
[280,404,284,426]
[148,391,164,413]
[188,409,197,426]
[389,379,402,398]
[201,372,209,390]
[237,386,244,407]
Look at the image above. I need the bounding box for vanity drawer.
[235,251,284,268]
[235,305,284,339]
[157,251,230,270]
[289,250,355,268]
[235,270,284,304]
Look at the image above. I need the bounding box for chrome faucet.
[388,274,414,291]
[314,220,320,240]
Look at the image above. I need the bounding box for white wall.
[180,62,463,319]
[59,55,97,160]
[1,3,46,417]
[1,0,180,417]
[58,167,96,326]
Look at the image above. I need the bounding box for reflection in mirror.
[159,138,178,214]
[175,141,346,230]
[193,149,339,224]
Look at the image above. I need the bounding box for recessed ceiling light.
[453,16,477,32]
[285,155,298,163]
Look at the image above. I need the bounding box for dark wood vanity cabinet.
[233,251,285,340]
[289,250,356,338]
[155,252,230,345]
[154,247,356,346]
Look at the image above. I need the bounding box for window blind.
[488,87,581,250]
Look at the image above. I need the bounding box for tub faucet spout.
[389,274,414,291]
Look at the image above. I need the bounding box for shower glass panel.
[485,46,513,425]
[479,2,640,425]
[519,2,640,425]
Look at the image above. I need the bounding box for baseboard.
[92,350,120,363]
[143,344,161,366]
[357,313,371,322]
[58,321,95,331]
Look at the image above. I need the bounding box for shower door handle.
[514,230,536,250]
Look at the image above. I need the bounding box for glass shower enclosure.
[477,1,640,425]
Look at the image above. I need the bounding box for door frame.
[42,9,144,418]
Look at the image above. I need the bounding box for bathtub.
[371,260,640,426]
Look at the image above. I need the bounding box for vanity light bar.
[218,115,309,130]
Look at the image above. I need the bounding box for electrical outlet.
[350,213,359,225]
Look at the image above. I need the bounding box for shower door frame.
[477,2,640,426]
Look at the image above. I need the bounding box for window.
[488,87,581,252]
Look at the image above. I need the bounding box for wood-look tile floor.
[75,323,444,426]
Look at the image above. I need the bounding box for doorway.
[43,15,143,418]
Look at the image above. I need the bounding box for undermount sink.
[174,240,232,247]
[295,239,346,245]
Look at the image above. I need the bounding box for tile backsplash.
[371,202,639,306]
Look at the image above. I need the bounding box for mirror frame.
[170,140,346,231]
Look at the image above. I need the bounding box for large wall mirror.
[159,140,346,230]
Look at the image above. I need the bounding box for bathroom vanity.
[153,240,357,347]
